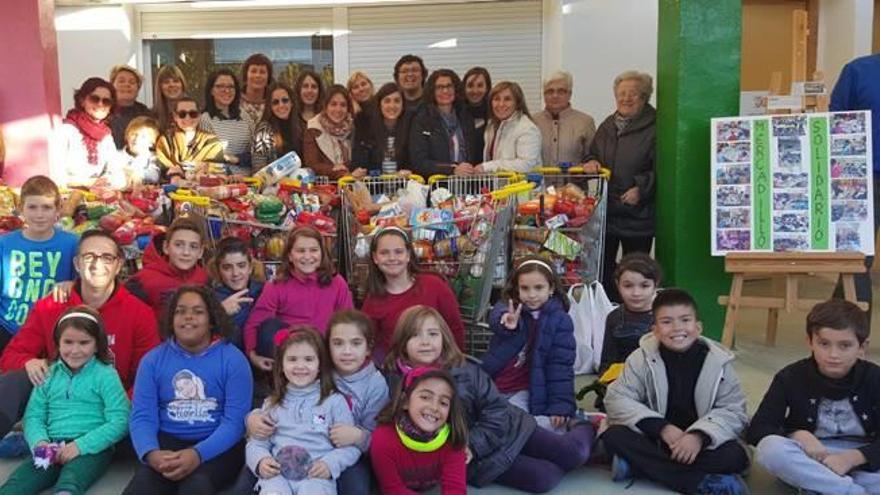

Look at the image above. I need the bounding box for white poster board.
[710,111,874,256]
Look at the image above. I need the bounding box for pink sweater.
[243,272,353,353]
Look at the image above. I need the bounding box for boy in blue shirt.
[0,176,77,352]
[748,299,880,494]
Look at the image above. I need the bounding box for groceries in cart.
[513,177,606,286]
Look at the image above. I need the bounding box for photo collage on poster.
[710,111,874,255]
[829,112,870,251]
[714,120,753,252]
[771,115,811,252]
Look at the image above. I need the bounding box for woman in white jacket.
[476,81,542,173]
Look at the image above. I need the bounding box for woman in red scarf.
[54,77,124,188]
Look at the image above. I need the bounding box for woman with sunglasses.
[251,82,300,171]
[199,69,253,175]
[54,77,125,188]
[155,96,225,182]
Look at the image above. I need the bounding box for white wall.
[817,0,873,94]
[553,0,658,121]
[55,5,140,112]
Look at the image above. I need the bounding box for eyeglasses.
[213,84,235,91]
[435,84,455,92]
[271,97,291,105]
[399,68,422,75]
[544,88,570,96]
[176,110,200,119]
[80,252,119,265]
[87,94,114,107]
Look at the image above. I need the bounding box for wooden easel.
[717,252,867,348]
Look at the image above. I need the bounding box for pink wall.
[0,0,61,186]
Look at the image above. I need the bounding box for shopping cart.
[205,177,342,280]
[511,166,608,288]
[339,174,427,302]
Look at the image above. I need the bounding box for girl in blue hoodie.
[125,286,253,495]
[246,326,360,495]
[210,236,265,353]
[482,256,578,432]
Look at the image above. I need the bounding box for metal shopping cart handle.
[338,174,425,186]
[531,166,611,179]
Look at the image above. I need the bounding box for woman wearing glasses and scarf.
[54,77,125,189]
[155,96,225,183]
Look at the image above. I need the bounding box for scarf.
[318,112,353,163]
[396,413,449,452]
[439,110,467,163]
[806,356,867,401]
[64,109,111,165]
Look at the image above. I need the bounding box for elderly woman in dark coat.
[582,70,656,302]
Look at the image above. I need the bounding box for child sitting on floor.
[747,299,880,494]
[602,288,750,494]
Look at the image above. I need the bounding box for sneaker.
[611,455,633,482]
[0,432,28,458]
[695,474,751,495]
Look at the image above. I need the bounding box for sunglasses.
[176,110,200,119]
[87,94,114,107]
[271,97,291,105]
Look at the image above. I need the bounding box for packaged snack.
[543,230,581,260]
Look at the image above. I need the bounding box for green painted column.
[655,0,741,340]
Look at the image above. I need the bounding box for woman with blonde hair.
[151,65,187,131]
[347,70,375,116]
[477,81,541,173]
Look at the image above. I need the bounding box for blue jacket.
[482,297,576,417]
[129,337,253,463]
[830,54,880,173]
[214,281,264,351]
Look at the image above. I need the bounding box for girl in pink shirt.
[244,226,353,372]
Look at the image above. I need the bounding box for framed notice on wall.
[710,111,874,256]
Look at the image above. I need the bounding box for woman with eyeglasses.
[408,69,480,177]
[303,84,363,180]
[155,96,225,182]
[54,77,125,188]
[199,69,253,175]
[251,82,300,171]
[151,65,187,132]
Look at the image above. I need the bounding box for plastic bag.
[569,281,617,374]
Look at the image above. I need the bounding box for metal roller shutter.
[347,0,543,110]
[139,7,334,40]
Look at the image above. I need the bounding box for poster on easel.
[710,111,874,256]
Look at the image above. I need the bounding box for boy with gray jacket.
[603,288,751,495]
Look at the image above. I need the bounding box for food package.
[434,235,477,258]
[514,228,548,243]
[545,214,569,230]
[430,187,453,207]
[412,239,434,261]
[397,179,429,212]
[346,181,376,214]
[354,234,370,259]
[543,230,582,260]
[410,208,453,230]
[560,183,586,202]
[254,151,302,186]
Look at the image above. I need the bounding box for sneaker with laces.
[0,432,29,458]
[611,455,633,482]
[695,474,751,495]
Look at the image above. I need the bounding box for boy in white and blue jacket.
[246,380,362,495]
[333,360,389,494]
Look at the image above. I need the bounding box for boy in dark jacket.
[748,299,880,493]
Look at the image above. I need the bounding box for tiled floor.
[1,273,877,494]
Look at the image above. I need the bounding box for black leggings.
[122,433,244,495]
[0,370,33,438]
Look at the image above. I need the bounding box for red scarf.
[64,109,111,165]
